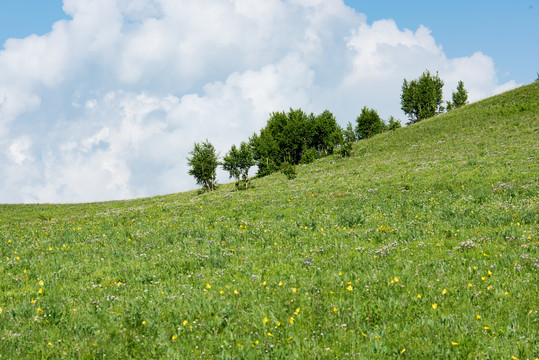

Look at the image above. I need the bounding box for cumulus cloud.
[0,0,518,203]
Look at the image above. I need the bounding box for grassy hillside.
[0,83,538,359]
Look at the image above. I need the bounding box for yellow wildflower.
[263,317,269,324]
[442,289,448,295]
[417,294,421,299]
[347,285,353,291]
[432,303,438,309]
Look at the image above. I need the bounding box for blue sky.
[0,0,535,203]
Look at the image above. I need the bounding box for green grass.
[0,83,538,359]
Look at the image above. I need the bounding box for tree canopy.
[401,70,444,124]
[187,140,219,191]
[250,108,343,177]
[222,141,255,188]
[355,106,385,140]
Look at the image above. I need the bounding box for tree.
[386,116,402,131]
[222,145,241,183]
[187,140,219,191]
[309,110,343,155]
[401,70,444,124]
[250,108,342,177]
[355,106,385,140]
[343,122,356,143]
[451,80,468,108]
[222,141,255,189]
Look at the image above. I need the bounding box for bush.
[187,140,219,191]
[281,162,297,180]
[300,147,319,164]
[355,107,385,140]
[336,142,353,158]
[401,70,444,124]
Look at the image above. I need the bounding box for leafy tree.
[281,162,297,180]
[249,131,279,177]
[452,80,468,108]
[401,70,444,124]
[336,141,352,158]
[355,106,385,140]
[222,145,241,183]
[300,147,319,164]
[187,140,219,191]
[222,142,255,189]
[343,122,356,143]
[251,108,342,177]
[386,116,402,131]
[309,110,343,155]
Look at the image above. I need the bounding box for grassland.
[0,83,538,359]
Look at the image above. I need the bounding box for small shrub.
[300,147,319,164]
[336,142,353,158]
[281,162,297,180]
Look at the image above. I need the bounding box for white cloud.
[7,136,33,165]
[0,0,519,203]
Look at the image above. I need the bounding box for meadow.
[0,83,537,359]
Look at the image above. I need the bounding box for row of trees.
[188,70,469,191]
[187,108,404,191]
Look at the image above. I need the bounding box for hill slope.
[0,83,538,358]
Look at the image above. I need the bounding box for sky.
[0,0,537,204]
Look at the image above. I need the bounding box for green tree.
[451,80,468,108]
[249,131,279,177]
[222,145,242,183]
[343,122,356,143]
[355,106,385,140]
[281,162,297,180]
[187,140,219,191]
[386,116,402,131]
[310,110,343,155]
[251,108,343,177]
[401,70,444,124]
[222,142,255,189]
